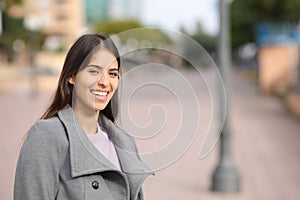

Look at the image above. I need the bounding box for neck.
[73,103,99,134]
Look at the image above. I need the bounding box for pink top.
[86,124,121,170]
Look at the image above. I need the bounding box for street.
[1,67,300,199]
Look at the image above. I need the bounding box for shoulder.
[29,117,66,136]
[16,117,69,183]
[31,117,65,134]
[24,117,69,152]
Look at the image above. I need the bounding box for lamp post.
[24,14,44,97]
[0,8,2,36]
[0,1,4,36]
[211,0,240,192]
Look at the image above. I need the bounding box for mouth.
[91,90,109,99]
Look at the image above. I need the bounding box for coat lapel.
[58,105,153,200]
[99,114,153,200]
[58,106,117,178]
[98,114,151,174]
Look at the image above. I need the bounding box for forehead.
[88,48,118,67]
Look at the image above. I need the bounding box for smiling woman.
[14,34,152,200]
[40,34,121,122]
[68,48,120,133]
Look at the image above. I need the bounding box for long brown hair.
[41,33,120,122]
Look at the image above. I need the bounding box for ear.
[68,75,75,85]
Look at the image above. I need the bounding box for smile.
[91,90,108,97]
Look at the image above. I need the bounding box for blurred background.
[1,0,300,199]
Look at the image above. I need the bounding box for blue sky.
[141,0,219,35]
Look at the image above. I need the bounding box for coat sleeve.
[14,122,63,200]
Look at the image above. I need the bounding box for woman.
[14,34,152,200]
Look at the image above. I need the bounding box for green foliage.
[0,0,27,61]
[179,23,217,69]
[180,22,216,55]
[93,20,171,44]
[94,20,143,34]
[1,0,22,7]
[231,0,300,48]
[188,23,217,54]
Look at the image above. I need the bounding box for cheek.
[73,77,94,96]
[111,79,119,90]
[76,75,97,88]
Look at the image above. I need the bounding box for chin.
[94,107,104,111]
[95,104,108,111]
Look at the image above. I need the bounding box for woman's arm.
[14,122,63,200]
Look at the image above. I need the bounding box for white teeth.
[92,91,108,96]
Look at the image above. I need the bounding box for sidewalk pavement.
[142,70,300,200]
[1,68,300,200]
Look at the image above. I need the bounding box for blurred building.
[10,0,143,50]
[109,0,142,20]
[85,0,110,24]
[84,0,142,23]
[256,22,300,118]
[21,0,85,49]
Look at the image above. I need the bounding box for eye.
[109,71,119,78]
[88,70,99,75]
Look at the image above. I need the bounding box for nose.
[97,73,109,87]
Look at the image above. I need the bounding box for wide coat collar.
[57,106,152,200]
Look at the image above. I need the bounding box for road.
[1,68,300,199]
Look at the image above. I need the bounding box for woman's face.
[69,48,119,113]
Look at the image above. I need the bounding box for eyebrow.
[86,64,103,69]
[87,64,119,71]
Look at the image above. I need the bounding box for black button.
[92,181,99,189]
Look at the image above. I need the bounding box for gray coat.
[14,106,152,200]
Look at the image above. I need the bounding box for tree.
[179,22,217,68]
[0,0,27,62]
[186,22,217,54]
[93,20,171,45]
[231,0,300,49]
